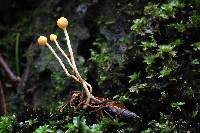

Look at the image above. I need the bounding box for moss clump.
[0,115,16,133]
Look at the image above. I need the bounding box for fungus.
[57,17,68,30]
[37,17,100,108]
[37,36,47,46]
[50,34,57,42]
[37,35,78,82]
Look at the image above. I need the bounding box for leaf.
[192,59,200,65]
[171,102,185,111]
[192,42,200,51]
[141,41,157,50]
[131,17,147,35]
[159,66,172,78]
[144,55,156,65]
[169,22,185,32]
[129,83,148,93]
[128,72,140,83]
[158,45,174,53]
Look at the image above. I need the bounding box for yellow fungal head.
[37,36,47,46]
[50,34,57,42]
[57,17,68,30]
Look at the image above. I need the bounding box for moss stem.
[15,33,20,76]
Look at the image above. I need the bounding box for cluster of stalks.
[37,17,100,108]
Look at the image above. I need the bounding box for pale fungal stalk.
[50,34,73,69]
[63,28,93,92]
[55,40,73,69]
[37,36,78,82]
[46,43,70,76]
[63,28,94,105]
[57,17,93,102]
[37,17,101,108]
[62,26,96,105]
[46,43,79,82]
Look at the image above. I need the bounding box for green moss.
[34,125,55,133]
[0,115,16,133]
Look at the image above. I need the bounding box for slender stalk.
[63,29,93,93]
[47,40,93,105]
[54,40,73,69]
[82,81,92,107]
[46,43,78,82]
[63,29,80,77]
[15,33,20,76]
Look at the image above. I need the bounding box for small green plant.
[140,37,157,50]
[192,42,200,51]
[192,110,198,118]
[66,117,101,133]
[131,17,147,35]
[159,0,185,19]
[168,21,185,32]
[159,66,172,78]
[66,117,130,133]
[189,12,200,27]
[191,59,200,65]
[129,83,148,93]
[158,45,174,54]
[143,55,156,65]
[0,115,16,133]
[34,125,55,133]
[142,120,175,133]
[113,94,131,103]
[171,102,185,111]
[142,113,176,133]
[128,72,140,83]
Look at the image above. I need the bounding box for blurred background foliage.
[0,0,200,132]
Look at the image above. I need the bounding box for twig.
[0,54,20,86]
[0,81,7,116]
